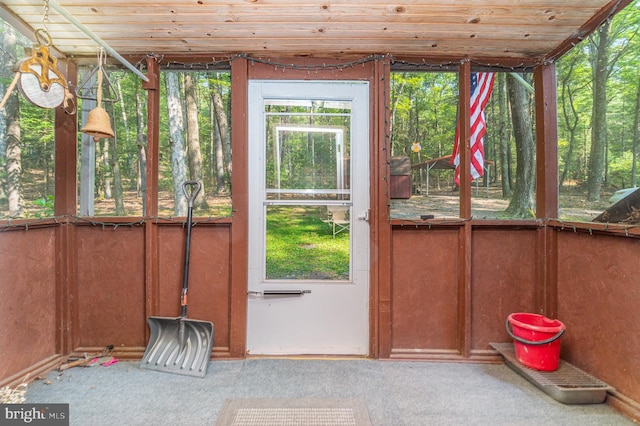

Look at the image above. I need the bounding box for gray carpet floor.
[25,359,634,426]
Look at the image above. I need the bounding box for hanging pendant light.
[81,51,114,142]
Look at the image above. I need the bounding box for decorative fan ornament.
[18,28,69,109]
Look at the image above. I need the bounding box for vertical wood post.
[229,57,249,357]
[143,57,160,339]
[375,57,392,359]
[54,60,78,218]
[459,62,472,219]
[54,60,78,355]
[457,62,473,357]
[534,63,559,317]
[535,64,559,219]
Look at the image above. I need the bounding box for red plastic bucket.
[506,313,566,371]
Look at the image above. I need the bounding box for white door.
[247,80,370,355]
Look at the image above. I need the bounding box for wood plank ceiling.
[0,0,632,68]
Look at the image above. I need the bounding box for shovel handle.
[183,181,201,208]
[181,181,201,318]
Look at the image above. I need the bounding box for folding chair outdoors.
[325,206,350,237]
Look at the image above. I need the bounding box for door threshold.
[245,354,371,361]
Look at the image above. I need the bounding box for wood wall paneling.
[557,232,640,403]
[0,229,57,379]
[157,226,231,356]
[391,228,459,355]
[76,227,145,351]
[470,229,537,352]
[246,57,376,81]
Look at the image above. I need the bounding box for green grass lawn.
[266,205,350,280]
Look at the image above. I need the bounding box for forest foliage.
[1,0,639,222]
[390,1,639,220]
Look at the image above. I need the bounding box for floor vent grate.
[491,342,613,404]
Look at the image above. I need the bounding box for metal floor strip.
[490,342,614,404]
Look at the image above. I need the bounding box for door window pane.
[265,100,351,201]
[265,205,349,281]
[263,99,352,281]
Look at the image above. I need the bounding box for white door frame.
[246,80,370,355]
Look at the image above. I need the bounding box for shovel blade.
[140,316,214,378]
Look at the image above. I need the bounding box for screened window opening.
[389,70,540,220]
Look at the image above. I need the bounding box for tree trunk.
[184,73,206,208]
[103,83,123,214]
[632,74,640,188]
[408,84,417,155]
[496,74,512,197]
[211,77,231,189]
[110,136,125,215]
[116,78,129,143]
[137,134,147,214]
[0,64,6,161]
[116,77,136,188]
[209,94,224,195]
[0,28,9,203]
[135,84,147,214]
[389,74,406,155]
[102,139,112,199]
[505,74,535,217]
[210,93,224,194]
[165,72,188,216]
[3,26,23,217]
[586,20,610,201]
[559,56,581,188]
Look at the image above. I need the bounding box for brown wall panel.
[391,228,459,352]
[158,225,231,353]
[247,58,375,81]
[0,229,56,378]
[471,229,537,350]
[557,232,640,402]
[76,227,145,348]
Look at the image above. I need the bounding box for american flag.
[451,72,495,186]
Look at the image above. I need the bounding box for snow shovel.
[140,181,214,378]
